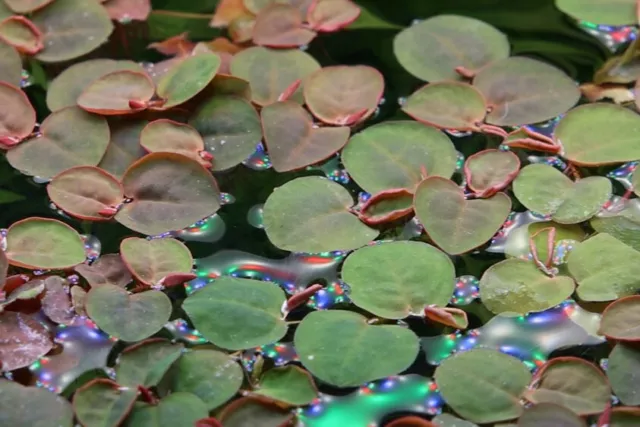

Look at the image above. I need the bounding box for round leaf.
[47,166,124,221]
[479,258,575,315]
[294,310,419,387]
[393,15,509,82]
[262,176,378,252]
[554,103,640,165]
[402,82,487,130]
[473,57,580,126]
[307,0,360,31]
[72,379,137,427]
[157,52,221,108]
[189,95,263,171]
[32,0,113,63]
[0,312,52,371]
[230,46,320,106]
[86,284,172,341]
[140,120,208,167]
[6,106,110,179]
[464,149,520,196]
[4,0,54,13]
[0,82,35,142]
[599,295,640,341]
[524,357,611,415]
[414,176,512,255]
[115,339,184,387]
[518,403,587,427]
[74,254,132,288]
[183,276,287,350]
[261,100,349,172]
[0,381,73,427]
[120,237,193,285]
[0,16,43,55]
[254,365,318,405]
[0,41,22,87]
[555,0,636,25]
[342,121,457,193]
[607,343,640,405]
[303,65,384,125]
[252,3,316,48]
[513,164,611,224]
[115,153,221,235]
[126,392,209,427]
[77,70,155,115]
[342,241,455,319]
[5,217,86,269]
[98,119,148,179]
[434,348,532,424]
[168,349,244,410]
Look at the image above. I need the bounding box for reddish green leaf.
[252,3,316,47]
[358,188,414,225]
[156,52,221,108]
[218,397,294,427]
[0,41,22,87]
[4,0,54,13]
[253,365,318,405]
[464,149,520,197]
[599,295,640,342]
[261,100,349,172]
[307,0,361,32]
[98,119,148,179]
[0,16,43,55]
[75,254,133,288]
[120,237,193,285]
[140,119,210,168]
[0,311,52,371]
[72,379,137,427]
[0,82,35,146]
[115,338,184,388]
[518,403,587,427]
[78,70,156,115]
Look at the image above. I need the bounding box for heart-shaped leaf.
[262,176,378,252]
[0,311,52,371]
[120,237,193,285]
[598,295,640,341]
[357,188,414,225]
[6,106,110,179]
[518,403,587,427]
[98,119,148,179]
[303,65,384,125]
[0,41,22,87]
[555,0,636,25]
[41,276,74,325]
[47,59,144,112]
[253,365,317,405]
[115,339,184,387]
[126,392,209,427]
[513,164,611,224]
[402,82,487,131]
[341,241,455,318]
[502,220,584,264]
[0,82,35,145]
[393,15,509,82]
[479,258,575,315]
[167,349,244,410]
[261,100,349,172]
[591,199,640,251]
[342,121,457,193]
[183,277,287,350]
[86,284,172,341]
[5,217,86,269]
[47,166,124,221]
[473,57,580,126]
[156,52,221,108]
[230,46,320,106]
[115,153,221,235]
[4,0,54,13]
[0,16,43,54]
[32,0,113,63]
[252,3,316,47]
[140,120,210,167]
[554,103,640,165]
[75,254,132,288]
[524,357,611,415]
[307,0,361,31]
[294,310,419,387]
[464,150,520,197]
[72,379,137,427]
[607,343,640,405]
[189,95,263,171]
[78,70,155,115]
[414,177,512,255]
[567,233,640,301]
[434,348,532,424]
[0,380,73,427]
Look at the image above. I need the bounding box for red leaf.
[307,0,361,32]
[0,16,44,55]
[423,305,469,329]
[252,4,316,48]
[148,32,195,57]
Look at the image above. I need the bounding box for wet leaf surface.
[0,312,52,371]
[253,365,317,405]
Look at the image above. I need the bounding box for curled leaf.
[0,311,53,371]
[140,120,210,167]
[598,295,640,342]
[464,149,520,197]
[0,16,43,54]
[358,188,414,225]
[424,306,469,329]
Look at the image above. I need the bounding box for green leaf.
[0,380,73,427]
[0,41,22,87]
[157,53,221,108]
[341,241,455,318]
[393,15,509,82]
[524,357,611,415]
[554,103,640,165]
[115,339,184,387]
[125,392,209,427]
[77,70,155,115]
[434,348,532,424]
[598,295,640,341]
[0,189,25,204]
[294,310,419,387]
[140,120,209,167]
[591,199,640,251]
[473,57,580,126]
[263,176,378,252]
[120,237,193,285]
[253,366,317,405]
[607,343,640,405]
[183,276,287,350]
[86,285,172,342]
[98,120,148,179]
[342,121,457,193]
[167,349,243,410]
[189,95,263,171]
[513,164,611,224]
[556,0,636,25]
[567,233,640,301]
[73,379,137,427]
[414,177,511,255]
[218,397,293,427]
[5,217,86,269]
[517,403,587,427]
[402,82,487,131]
[464,150,520,196]
[479,258,575,315]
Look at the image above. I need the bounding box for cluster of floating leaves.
[2,0,640,426]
